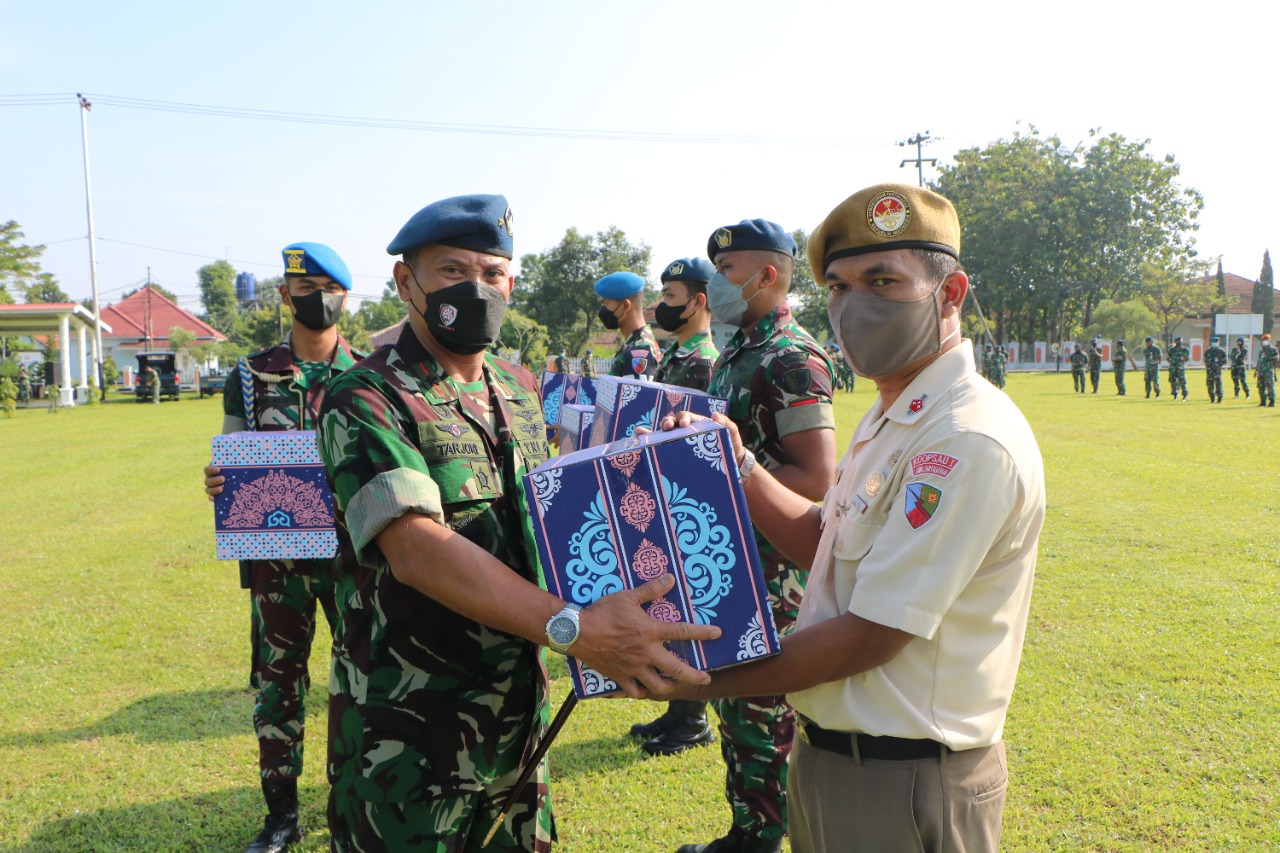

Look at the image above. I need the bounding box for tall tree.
[168,326,196,360]
[934,127,1203,346]
[0,221,47,297]
[497,306,550,368]
[1216,259,1226,298]
[1253,251,1275,336]
[198,260,240,337]
[788,230,831,341]
[355,281,407,332]
[1140,261,1222,345]
[1084,299,1158,365]
[24,273,69,304]
[513,226,651,354]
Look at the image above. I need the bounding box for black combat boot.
[675,825,782,853]
[246,777,300,853]
[630,702,688,740]
[641,700,715,756]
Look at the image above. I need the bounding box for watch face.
[549,616,577,646]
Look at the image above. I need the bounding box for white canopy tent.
[0,303,113,406]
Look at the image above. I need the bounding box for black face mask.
[598,304,621,331]
[653,301,691,332]
[290,290,345,331]
[417,279,508,355]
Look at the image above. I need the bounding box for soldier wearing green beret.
[649,182,1044,853]
[312,194,718,853]
[595,270,661,379]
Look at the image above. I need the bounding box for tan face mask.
[827,279,957,378]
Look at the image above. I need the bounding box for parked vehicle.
[134,351,182,402]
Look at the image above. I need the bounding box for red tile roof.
[101,286,226,343]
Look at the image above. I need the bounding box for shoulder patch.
[779,367,812,395]
[904,483,942,529]
[909,452,958,478]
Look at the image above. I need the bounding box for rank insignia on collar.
[714,228,733,249]
[436,423,468,437]
[907,394,927,414]
[284,249,306,273]
[904,482,941,529]
[668,262,684,276]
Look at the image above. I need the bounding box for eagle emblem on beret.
[439,304,458,328]
[867,191,911,238]
[714,228,733,249]
[284,250,306,273]
[668,262,684,276]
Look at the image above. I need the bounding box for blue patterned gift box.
[558,403,596,454]
[212,430,338,561]
[523,420,779,698]
[590,376,728,447]
[540,372,600,440]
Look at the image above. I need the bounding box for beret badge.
[668,262,684,276]
[867,191,912,238]
[498,205,515,237]
[284,250,306,273]
[714,228,733,249]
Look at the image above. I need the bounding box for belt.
[797,717,948,761]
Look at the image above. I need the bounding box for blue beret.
[707,219,797,261]
[660,257,715,285]
[282,242,352,290]
[594,271,646,300]
[386,194,514,259]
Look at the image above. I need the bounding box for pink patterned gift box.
[212,430,338,561]
[523,420,780,698]
[589,376,728,447]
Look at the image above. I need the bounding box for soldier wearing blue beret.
[594,270,662,378]
[669,221,836,853]
[312,194,719,853]
[202,240,364,853]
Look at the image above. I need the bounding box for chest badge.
[436,423,468,437]
[865,471,885,498]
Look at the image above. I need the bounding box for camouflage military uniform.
[1230,343,1250,398]
[1204,343,1227,403]
[1168,342,1190,399]
[1257,342,1278,407]
[16,365,30,406]
[1143,344,1162,398]
[1087,345,1102,393]
[553,353,566,373]
[609,326,661,378]
[706,302,835,842]
[654,329,719,392]
[1069,349,1088,393]
[1112,344,1128,395]
[580,355,596,379]
[981,348,993,381]
[994,347,1008,388]
[221,335,363,782]
[316,324,553,852]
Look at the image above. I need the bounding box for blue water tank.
[235,272,257,302]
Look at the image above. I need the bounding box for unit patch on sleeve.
[909,452,958,478]
[904,482,942,529]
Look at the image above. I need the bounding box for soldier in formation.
[580,347,595,378]
[1111,339,1127,395]
[1230,337,1250,399]
[596,270,661,378]
[1257,333,1278,407]
[982,343,994,381]
[204,242,364,853]
[993,345,1008,388]
[1143,336,1162,398]
[1203,336,1227,403]
[1167,335,1190,400]
[1087,340,1103,393]
[1069,344,1088,393]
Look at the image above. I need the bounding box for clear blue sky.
[4,1,1275,315]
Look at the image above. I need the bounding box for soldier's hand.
[573,574,721,700]
[204,464,225,501]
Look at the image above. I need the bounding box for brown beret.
[808,183,961,276]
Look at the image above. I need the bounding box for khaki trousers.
[788,737,1007,853]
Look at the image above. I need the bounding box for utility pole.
[78,93,105,400]
[146,268,154,350]
[898,131,938,187]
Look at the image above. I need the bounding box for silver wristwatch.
[737,448,757,483]
[545,603,582,655]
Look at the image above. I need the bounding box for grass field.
[1,372,1278,851]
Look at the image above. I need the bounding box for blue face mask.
[706,269,762,328]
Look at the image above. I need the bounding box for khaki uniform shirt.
[789,345,1045,749]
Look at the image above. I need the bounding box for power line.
[0,92,891,147]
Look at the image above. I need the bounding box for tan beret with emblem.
[808,183,961,276]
